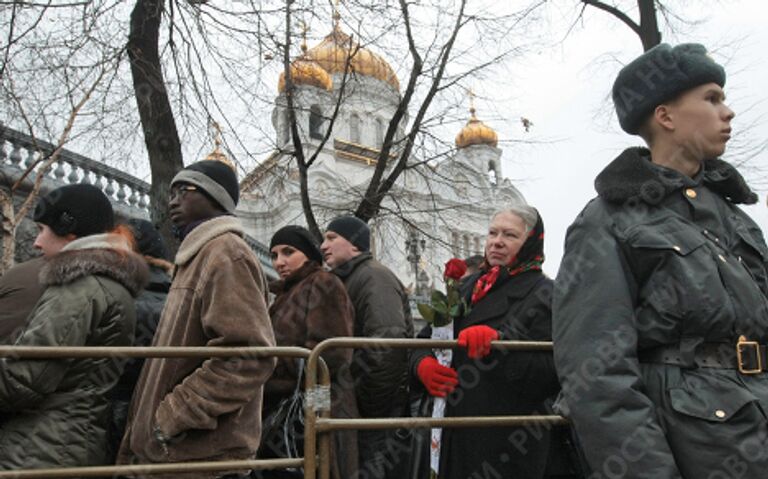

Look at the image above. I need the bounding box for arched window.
[349,113,361,144]
[488,160,498,185]
[463,234,471,256]
[375,117,385,147]
[451,232,460,257]
[282,111,290,145]
[309,105,323,140]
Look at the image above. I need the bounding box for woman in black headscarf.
[412,205,569,479]
[258,225,357,479]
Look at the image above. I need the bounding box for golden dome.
[205,123,235,171]
[303,25,400,91]
[277,44,333,93]
[455,107,498,149]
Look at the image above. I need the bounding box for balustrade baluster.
[67,165,80,184]
[53,161,66,180]
[0,139,7,164]
[116,181,127,203]
[104,176,116,197]
[138,193,149,210]
[9,141,22,168]
[81,168,92,185]
[93,173,104,191]
[24,148,36,170]
[128,187,139,206]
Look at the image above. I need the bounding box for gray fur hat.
[612,43,726,134]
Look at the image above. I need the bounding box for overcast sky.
[494,0,768,276]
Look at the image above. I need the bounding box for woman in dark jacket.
[0,184,147,469]
[258,225,357,479]
[412,206,566,479]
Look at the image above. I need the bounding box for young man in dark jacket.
[553,44,768,478]
[321,216,414,479]
[118,160,276,479]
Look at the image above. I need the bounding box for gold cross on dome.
[333,0,342,28]
[468,88,477,118]
[298,20,309,52]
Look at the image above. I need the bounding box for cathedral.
[236,18,526,294]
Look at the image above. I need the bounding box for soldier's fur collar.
[40,233,149,296]
[595,147,758,205]
[175,215,244,266]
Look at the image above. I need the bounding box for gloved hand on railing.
[417,356,459,397]
[457,325,499,358]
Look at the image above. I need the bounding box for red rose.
[444,258,468,281]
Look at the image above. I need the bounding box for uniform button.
[715,410,726,419]
[685,188,697,199]
[673,245,682,253]
[718,254,727,263]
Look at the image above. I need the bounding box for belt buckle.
[736,335,763,375]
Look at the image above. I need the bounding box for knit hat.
[33,184,114,237]
[127,218,169,260]
[612,43,726,134]
[326,216,370,252]
[269,225,323,264]
[171,160,239,213]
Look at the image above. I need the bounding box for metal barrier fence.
[0,340,567,478]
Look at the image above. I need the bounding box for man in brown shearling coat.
[118,160,276,479]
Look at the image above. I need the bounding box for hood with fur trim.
[40,233,149,297]
[595,147,758,206]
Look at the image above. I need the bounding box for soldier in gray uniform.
[553,44,768,478]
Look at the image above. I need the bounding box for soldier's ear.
[654,104,675,132]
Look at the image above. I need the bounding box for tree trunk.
[637,0,661,51]
[128,0,183,253]
[0,187,16,274]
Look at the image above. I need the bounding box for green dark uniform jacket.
[553,147,768,478]
[0,234,148,469]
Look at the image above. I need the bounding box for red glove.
[457,325,499,358]
[417,356,459,397]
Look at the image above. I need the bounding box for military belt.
[638,336,767,375]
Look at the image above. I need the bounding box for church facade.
[236,22,526,293]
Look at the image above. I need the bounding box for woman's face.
[33,223,73,257]
[270,244,309,279]
[485,211,527,267]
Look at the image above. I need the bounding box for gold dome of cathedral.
[277,42,334,93]
[455,106,498,149]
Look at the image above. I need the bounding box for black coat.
[412,270,560,479]
[554,148,768,478]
